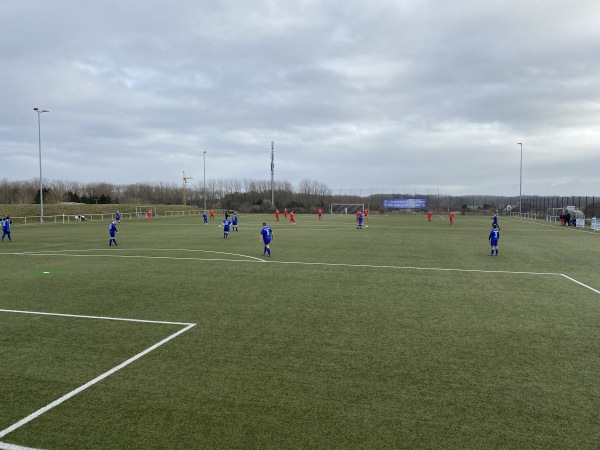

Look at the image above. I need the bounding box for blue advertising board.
[382,198,427,209]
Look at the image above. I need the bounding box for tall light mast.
[270,141,275,206]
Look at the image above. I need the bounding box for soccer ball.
[365,225,368,228]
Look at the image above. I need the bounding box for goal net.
[136,206,157,219]
[329,203,365,214]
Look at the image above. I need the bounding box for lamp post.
[517,142,523,216]
[34,108,49,224]
[203,151,207,212]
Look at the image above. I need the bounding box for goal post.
[136,206,157,219]
[546,207,564,224]
[329,203,365,215]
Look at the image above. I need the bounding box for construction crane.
[183,171,193,205]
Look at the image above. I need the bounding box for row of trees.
[2,178,598,217]
[0,178,333,213]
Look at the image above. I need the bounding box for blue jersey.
[358,213,363,224]
[260,226,273,243]
[222,219,232,231]
[109,222,118,236]
[203,213,208,222]
[115,212,121,221]
[232,215,238,225]
[489,228,500,245]
[2,219,8,231]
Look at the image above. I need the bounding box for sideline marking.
[0,310,196,442]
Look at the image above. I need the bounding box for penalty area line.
[0,312,196,440]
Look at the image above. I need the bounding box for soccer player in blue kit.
[109,221,118,246]
[492,214,500,229]
[489,223,500,256]
[357,211,364,229]
[2,216,12,242]
[222,215,232,238]
[203,212,208,225]
[260,222,273,256]
[232,214,238,231]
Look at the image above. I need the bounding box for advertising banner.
[382,199,427,209]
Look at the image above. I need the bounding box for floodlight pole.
[270,141,275,206]
[34,108,49,224]
[203,151,207,211]
[518,142,523,216]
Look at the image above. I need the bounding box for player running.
[1,216,12,242]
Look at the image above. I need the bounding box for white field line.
[0,309,194,326]
[0,311,196,441]
[560,274,600,294]
[0,442,46,450]
[11,248,265,262]
[0,249,567,276]
[5,249,599,292]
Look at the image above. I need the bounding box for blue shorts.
[490,239,498,246]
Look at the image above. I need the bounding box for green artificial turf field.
[1,213,599,449]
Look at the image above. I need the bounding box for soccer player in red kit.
[364,209,368,220]
[284,208,288,218]
[317,209,323,220]
[210,209,215,220]
[275,209,280,222]
[449,211,454,225]
[289,211,295,225]
[428,211,432,222]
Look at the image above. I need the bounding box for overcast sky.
[1,0,599,196]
